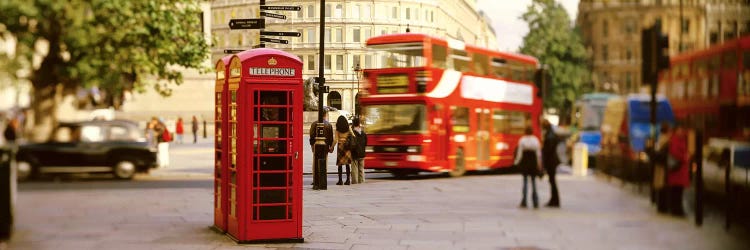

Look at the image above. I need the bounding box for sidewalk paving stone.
[5,172,750,249]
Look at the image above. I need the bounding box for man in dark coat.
[309,112,333,189]
[542,119,561,207]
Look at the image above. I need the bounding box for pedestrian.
[151,117,170,168]
[653,122,673,213]
[334,115,353,185]
[666,123,689,217]
[309,112,334,189]
[515,126,542,208]
[350,116,367,184]
[191,116,199,144]
[542,120,561,207]
[3,117,18,144]
[175,117,184,144]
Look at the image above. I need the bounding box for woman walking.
[334,115,352,185]
[191,116,199,144]
[514,126,542,208]
[175,117,185,144]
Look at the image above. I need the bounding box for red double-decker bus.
[360,33,542,177]
[660,35,750,142]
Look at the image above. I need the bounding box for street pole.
[353,63,361,116]
[313,0,328,190]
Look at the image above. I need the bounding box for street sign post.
[260,31,301,37]
[228,19,265,29]
[260,6,301,11]
[260,12,286,19]
[260,37,289,44]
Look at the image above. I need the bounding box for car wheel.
[449,148,466,177]
[16,161,33,181]
[113,160,136,180]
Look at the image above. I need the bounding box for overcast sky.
[476,0,579,52]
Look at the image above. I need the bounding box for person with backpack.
[333,115,353,185]
[350,116,367,184]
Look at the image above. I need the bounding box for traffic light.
[641,27,655,86]
[656,33,670,71]
[534,69,544,98]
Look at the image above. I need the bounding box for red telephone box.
[213,55,236,232]
[225,48,304,243]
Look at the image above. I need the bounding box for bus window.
[472,53,489,76]
[451,106,470,132]
[723,51,738,70]
[741,50,750,96]
[491,58,509,78]
[492,110,529,135]
[525,67,535,83]
[364,104,426,134]
[450,50,472,73]
[369,42,426,68]
[432,44,447,69]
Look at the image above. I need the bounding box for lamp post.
[353,63,362,116]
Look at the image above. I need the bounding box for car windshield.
[364,104,426,134]
[368,42,426,68]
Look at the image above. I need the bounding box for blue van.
[597,94,675,181]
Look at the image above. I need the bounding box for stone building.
[577,0,750,94]
[211,0,497,113]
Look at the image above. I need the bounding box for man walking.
[191,116,199,144]
[542,120,561,207]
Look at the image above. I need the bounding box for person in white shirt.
[514,126,542,208]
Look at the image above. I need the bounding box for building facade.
[211,0,497,113]
[577,0,750,94]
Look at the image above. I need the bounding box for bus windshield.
[368,43,426,68]
[365,104,426,134]
[579,102,607,131]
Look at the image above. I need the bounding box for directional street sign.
[260,12,286,19]
[260,37,289,44]
[223,49,245,54]
[228,18,264,29]
[260,6,301,11]
[260,31,301,37]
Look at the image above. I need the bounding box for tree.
[0,0,209,141]
[520,0,591,112]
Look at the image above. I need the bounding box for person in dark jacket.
[191,116,199,143]
[309,112,333,188]
[542,120,561,207]
[350,116,367,184]
[514,126,542,208]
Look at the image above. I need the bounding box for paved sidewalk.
[6,172,750,249]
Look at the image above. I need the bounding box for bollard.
[0,147,14,240]
[312,123,328,190]
[725,146,732,231]
[203,120,207,138]
[572,143,588,177]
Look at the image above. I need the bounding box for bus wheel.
[391,170,411,179]
[449,148,466,177]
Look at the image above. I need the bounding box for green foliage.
[0,0,210,98]
[520,0,591,109]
